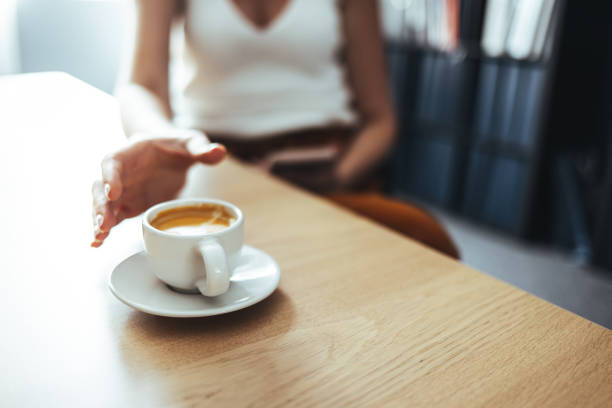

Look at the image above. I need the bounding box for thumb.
[185,136,227,164]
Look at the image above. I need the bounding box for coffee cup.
[142,198,244,296]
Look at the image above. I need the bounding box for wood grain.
[0,73,610,407]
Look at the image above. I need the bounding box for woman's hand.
[91,129,226,247]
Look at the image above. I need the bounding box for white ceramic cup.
[142,198,244,297]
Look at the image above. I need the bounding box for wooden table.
[1,73,610,407]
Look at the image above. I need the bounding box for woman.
[91,0,457,258]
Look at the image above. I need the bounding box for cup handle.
[195,238,230,297]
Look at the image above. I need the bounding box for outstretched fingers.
[91,180,118,247]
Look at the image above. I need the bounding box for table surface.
[1,73,610,408]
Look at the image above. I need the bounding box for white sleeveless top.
[174,0,357,138]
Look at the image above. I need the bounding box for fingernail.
[187,138,220,156]
[104,184,111,199]
[96,214,104,228]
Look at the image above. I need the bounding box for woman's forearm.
[335,114,396,187]
[116,83,175,137]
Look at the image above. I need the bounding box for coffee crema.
[150,203,237,235]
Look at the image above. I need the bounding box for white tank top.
[174,0,357,138]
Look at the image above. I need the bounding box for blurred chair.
[329,192,460,259]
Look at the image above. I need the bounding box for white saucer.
[109,245,280,318]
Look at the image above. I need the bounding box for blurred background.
[2,0,611,327]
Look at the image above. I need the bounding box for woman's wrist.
[333,160,356,190]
